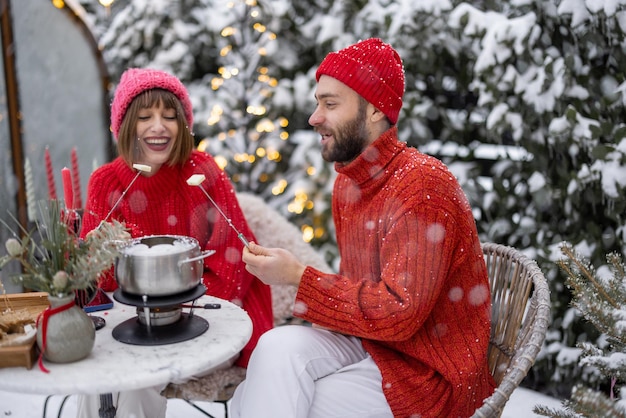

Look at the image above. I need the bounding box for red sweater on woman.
[295,128,496,417]
[80,150,273,367]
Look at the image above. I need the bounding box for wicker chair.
[471,242,551,418]
[161,192,331,417]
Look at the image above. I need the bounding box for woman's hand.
[242,242,306,287]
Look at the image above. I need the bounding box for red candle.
[70,147,82,209]
[45,148,57,200]
[62,167,74,210]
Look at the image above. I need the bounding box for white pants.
[230,325,393,418]
[75,385,167,418]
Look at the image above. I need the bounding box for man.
[234,38,496,418]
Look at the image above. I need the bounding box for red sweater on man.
[80,150,273,367]
[295,128,496,417]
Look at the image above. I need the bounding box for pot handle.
[178,250,216,266]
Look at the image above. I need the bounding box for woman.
[78,68,273,417]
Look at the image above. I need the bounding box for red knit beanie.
[315,38,405,125]
[110,68,194,140]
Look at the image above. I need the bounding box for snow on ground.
[0,386,563,417]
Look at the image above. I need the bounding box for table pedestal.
[99,393,116,418]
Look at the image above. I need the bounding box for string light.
[220,46,233,57]
[288,202,303,214]
[256,118,274,132]
[247,105,267,116]
[218,67,239,79]
[197,139,209,152]
[210,78,224,90]
[267,150,281,162]
[302,226,314,243]
[214,156,228,170]
[234,153,248,163]
[221,27,235,37]
[272,179,288,196]
[207,105,224,126]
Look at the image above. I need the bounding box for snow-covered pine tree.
[194,0,291,195]
[96,0,208,80]
[191,0,337,254]
[440,1,626,396]
[534,243,626,418]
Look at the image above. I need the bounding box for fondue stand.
[0,292,253,418]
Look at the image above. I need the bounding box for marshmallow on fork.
[132,164,152,173]
[97,164,152,229]
[186,174,250,247]
[186,174,206,186]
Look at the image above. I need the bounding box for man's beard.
[322,102,368,163]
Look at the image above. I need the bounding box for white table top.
[0,294,252,396]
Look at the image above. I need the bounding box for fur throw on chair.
[237,192,332,324]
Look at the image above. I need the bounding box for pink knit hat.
[110,68,194,140]
[315,38,405,125]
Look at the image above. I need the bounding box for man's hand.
[242,242,306,287]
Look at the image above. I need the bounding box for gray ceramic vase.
[36,294,95,363]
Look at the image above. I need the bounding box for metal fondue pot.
[115,235,214,296]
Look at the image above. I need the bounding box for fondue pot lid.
[122,235,198,257]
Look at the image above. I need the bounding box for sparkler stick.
[186,174,250,248]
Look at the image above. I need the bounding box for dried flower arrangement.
[0,200,128,352]
[0,200,128,298]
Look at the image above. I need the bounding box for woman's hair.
[116,89,194,166]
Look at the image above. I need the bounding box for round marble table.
[0,294,252,398]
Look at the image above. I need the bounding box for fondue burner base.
[112,313,209,346]
[113,285,207,308]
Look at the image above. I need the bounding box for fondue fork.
[97,164,152,229]
[186,174,250,248]
[181,303,221,309]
